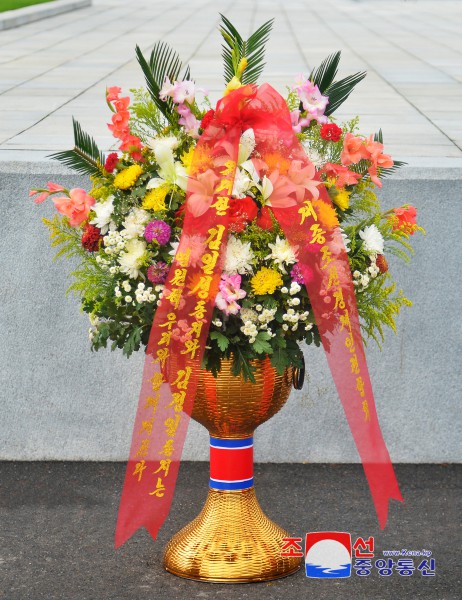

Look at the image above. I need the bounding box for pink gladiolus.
[215,274,246,315]
[52,188,95,227]
[177,103,200,138]
[172,81,195,105]
[29,190,49,204]
[321,163,361,187]
[113,97,130,112]
[294,78,329,124]
[47,182,65,192]
[106,86,122,102]
[341,133,368,165]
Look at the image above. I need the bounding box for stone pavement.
[1,462,460,600]
[0,0,461,167]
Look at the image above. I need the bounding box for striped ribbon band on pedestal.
[209,436,254,491]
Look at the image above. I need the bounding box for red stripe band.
[209,436,254,486]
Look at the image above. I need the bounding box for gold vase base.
[163,487,301,583]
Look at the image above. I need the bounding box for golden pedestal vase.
[163,357,302,583]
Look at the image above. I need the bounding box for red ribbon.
[115,84,402,548]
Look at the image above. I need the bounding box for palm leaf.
[48,118,105,175]
[136,42,190,124]
[220,14,273,85]
[324,70,366,116]
[310,51,341,94]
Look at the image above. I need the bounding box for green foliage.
[309,52,366,116]
[48,118,105,175]
[136,42,190,125]
[220,14,273,84]
[42,214,85,261]
[356,275,412,347]
[129,88,168,140]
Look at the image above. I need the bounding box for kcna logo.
[305,532,352,578]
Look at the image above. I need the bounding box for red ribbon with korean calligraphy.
[115,84,402,548]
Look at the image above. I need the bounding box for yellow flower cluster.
[142,186,169,212]
[113,164,143,190]
[181,147,195,170]
[250,267,283,295]
[332,187,351,211]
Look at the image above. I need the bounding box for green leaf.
[310,51,341,94]
[324,70,367,116]
[251,331,273,355]
[48,118,105,175]
[136,42,189,125]
[219,14,273,85]
[209,331,230,352]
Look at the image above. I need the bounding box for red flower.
[256,206,273,230]
[320,123,342,142]
[390,205,418,235]
[376,254,388,273]
[81,224,102,252]
[104,152,119,173]
[200,109,215,131]
[229,197,258,232]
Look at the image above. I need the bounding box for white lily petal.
[238,129,256,165]
[256,175,273,202]
[146,177,165,190]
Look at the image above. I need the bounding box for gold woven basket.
[163,357,301,582]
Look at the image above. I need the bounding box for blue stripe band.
[209,436,253,449]
[209,477,254,490]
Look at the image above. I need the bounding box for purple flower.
[144,220,171,245]
[147,261,169,284]
[290,264,305,285]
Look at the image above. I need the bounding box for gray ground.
[1,462,460,599]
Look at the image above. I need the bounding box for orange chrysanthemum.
[312,199,339,230]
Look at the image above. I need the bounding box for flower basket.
[30,15,423,582]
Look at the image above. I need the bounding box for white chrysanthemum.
[359,224,384,255]
[265,236,296,273]
[304,146,324,169]
[122,208,150,239]
[118,239,147,279]
[224,236,254,275]
[90,195,115,234]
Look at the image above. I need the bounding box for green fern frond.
[220,14,273,85]
[324,70,367,116]
[48,118,105,175]
[136,42,190,125]
[310,51,341,93]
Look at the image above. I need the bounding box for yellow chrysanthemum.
[251,268,283,295]
[313,199,339,230]
[113,164,143,190]
[333,188,350,211]
[142,185,169,212]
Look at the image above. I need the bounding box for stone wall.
[1,162,459,462]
